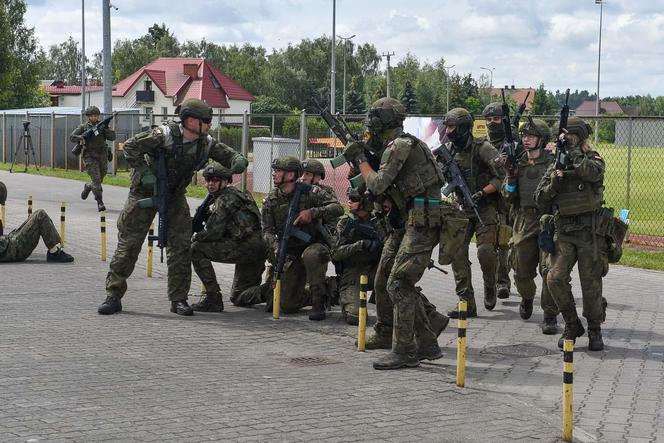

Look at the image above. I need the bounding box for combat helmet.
[520,117,551,148]
[302,159,326,179]
[84,106,100,116]
[0,181,6,205]
[179,99,213,122]
[482,102,503,118]
[444,108,474,147]
[366,97,406,133]
[565,116,593,140]
[346,187,373,212]
[271,156,303,175]
[202,162,233,180]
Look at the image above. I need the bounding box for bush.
[212,126,272,153]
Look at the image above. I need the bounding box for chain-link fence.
[2,111,663,247]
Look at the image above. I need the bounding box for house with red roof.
[43,57,255,124]
[488,86,537,111]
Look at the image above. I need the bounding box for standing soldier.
[502,118,560,333]
[439,108,505,318]
[535,117,608,351]
[70,106,116,211]
[190,163,265,312]
[235,156,343,319]
[343,97,447,370]
[331,188,383,325]
[482,102,513,300]
[97,99,248,316]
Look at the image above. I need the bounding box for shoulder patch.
[311,185,321,194]
[152,127,163,136]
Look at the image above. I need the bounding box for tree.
[345,76,365,114]
[400,80,418,113]
[42,37,82,85]
[112,23,180,81]
[531,84,558,115]
[250,95,292,133]
[0,0,49,108]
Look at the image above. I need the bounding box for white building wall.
[58,91,104,109]
[113,75,175,125]
[219,99,251,124]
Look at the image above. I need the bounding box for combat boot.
[541,316,559,335]
[373,351,420,370]
[192,291,224,312]
[81,183,92,200]
[342,303,360,326]
[484,286,497,311]
[98,296,122,315]
[93,190,106,212]
[171,300,194,316]
[428,310,450,337]
[519,298,533,320]
[417,343,444,361]
[361,332,392,350]
[588,328,604,351]
[46,248,74,263]
[496,284,510,299]
[308,289,326,321]
[448,299,478,319]
[557,318,585,349]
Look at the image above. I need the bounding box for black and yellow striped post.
[100,211,107,261]
[146,223,154,277]
[59,202,66,247]
[27,195,33,216]
[562,339,574,441]
[273,279,281,320]
[456,300,468,387]
[357,274,369,352]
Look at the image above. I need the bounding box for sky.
[24,0,664,97]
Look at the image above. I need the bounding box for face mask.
[486,121,505,141]
[448,126,471,149]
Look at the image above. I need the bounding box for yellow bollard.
[456,300,467,387]
[28,195,33,216]
[59,202,66,247]
[146,223,154,277]
[1,204,5,227]
[273,279,281,320]
[357,274,368,352]
[562,339,574,441]
[100,211,107,261]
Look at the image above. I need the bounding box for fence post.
[626,117,633,210]
[240,111,249,192]
[270,114,275,192]
[299,110,307,161]
[2,112,6,163]
[50,112,55,169]
[64,115,69,171]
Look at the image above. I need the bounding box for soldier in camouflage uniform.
[0,182,73,263]
[502,118,560,333]
[535,117,608,351]
[343,97,447,370]
[439,108,505,318]
[482,102,514,300]
[301,158,338,200]
[190,163,265,312]
[331,188,382,325]
[70,106,116,211]
[97,99,248,316]
[235,156,343,319]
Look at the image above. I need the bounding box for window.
[162,107,168,121]
[144,80,152,91]
[144,107,153,121]
[210,75,221,90]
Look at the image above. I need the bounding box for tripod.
[10,121,39,173]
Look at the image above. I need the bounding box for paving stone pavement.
[1,170,663,442]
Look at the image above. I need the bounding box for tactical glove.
[230,160,247,174]
[471,190,485,204]
[107,149,113,162]
[343,141,367,165]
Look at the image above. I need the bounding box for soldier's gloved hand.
[107,149,113,162]
[363,240,381,253]
[293,209,313,225]
[343,141,367,165]
[471,190,485,204]
[140,168,156,188]
[230,159,247,174]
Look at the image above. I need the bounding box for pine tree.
[400,80,418,113]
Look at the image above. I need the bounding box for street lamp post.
[330,0,336,114]
[80,0,85,113]
[480,66,495,89]
[382,52,395,97]
[595,0,604,143]
[443,63,455,112]
[338,34,356,115]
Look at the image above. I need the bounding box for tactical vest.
[78,122,108,153]
[452,138,494,196]
[269,186,324,254]
[554,171,604,216]
[518,154,552,209]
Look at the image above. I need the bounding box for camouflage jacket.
[70,121,116,155]
[123,123,247,196]
[503,151,553,213]
[193,186,261,243]
[262,185,343,256]
[331,214,382,268]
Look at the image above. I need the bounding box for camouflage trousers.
[234,242,329,314]
[82,151,108,193]
[510,211,558,318]
[451,205,498,302]
[191,233,266,303]
[0,210,60,262]
[106,192,193,302]
[546,229,609,329]
[495,210,511,291]
[338,264,377,318]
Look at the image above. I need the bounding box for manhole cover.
[483,343,554,358]
[288,356,341,366]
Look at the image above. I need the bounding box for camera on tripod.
[22,120,31,131]
[10,120,39,173]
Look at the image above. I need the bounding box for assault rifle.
[511,91,531,128]
[192,193,215,234]
[501,89,518,177]
[432,143,483,225]
[72,115,114,156]
[554,89,571,170]
[272,181,313,318]
[138,148,169,262]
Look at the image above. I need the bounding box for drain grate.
[483,343,555,358]
[288,356,341,366]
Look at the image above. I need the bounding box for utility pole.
[442,63,455,112]
[102,0,114,116]
[595,0,604,144]
[80,0,86,113]
[382,51,395,98]
[338,34,356,115]
[330,0,336,114]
